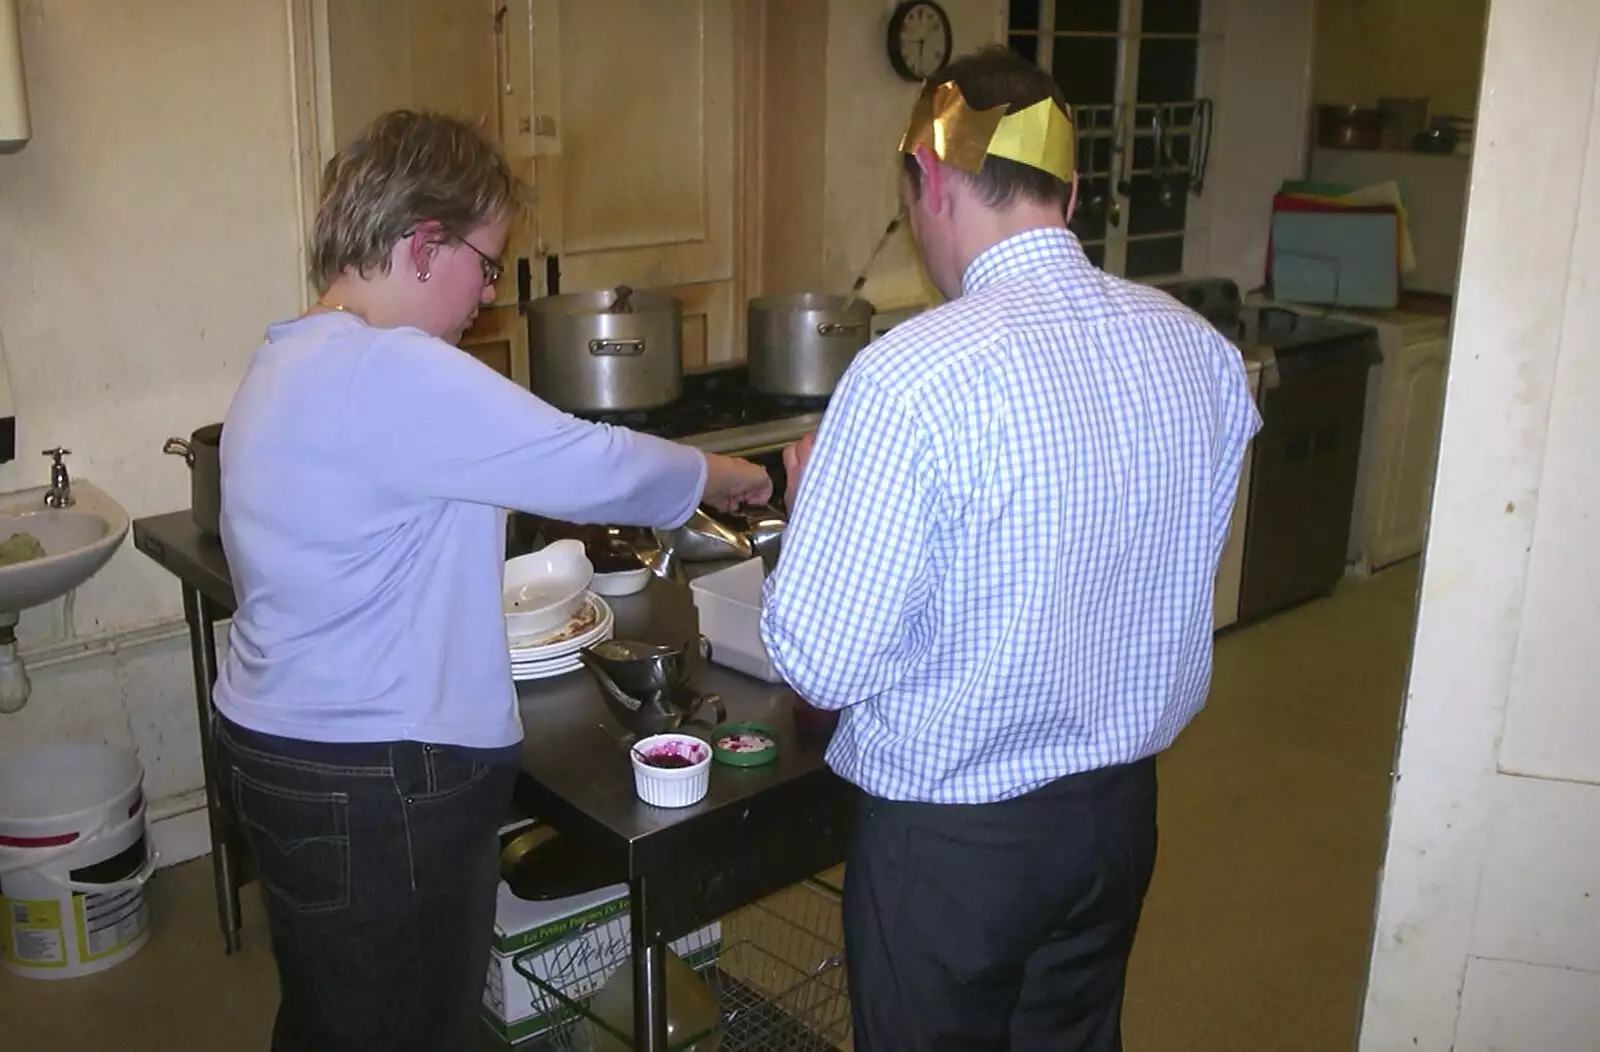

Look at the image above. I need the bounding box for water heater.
[1,0,30,154]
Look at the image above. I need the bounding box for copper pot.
[1316,105,1386,151]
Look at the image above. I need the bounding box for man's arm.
[760,372,945,710]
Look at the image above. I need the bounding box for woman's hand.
[702,453,773,511]
[782,430,817,511]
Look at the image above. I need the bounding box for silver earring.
[417,268,431,282]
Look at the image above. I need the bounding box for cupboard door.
[323,0,504,148]
[1370,334,1450,569]
[318,0,532,386]
[528,0,739,365]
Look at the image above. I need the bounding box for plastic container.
[710,723,779,768]
[0,743,158,980]
[688,558,782,683]
[629,734,711,808]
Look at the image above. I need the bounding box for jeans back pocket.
[232,770,352,915]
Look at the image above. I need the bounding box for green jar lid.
[710,723,779,767]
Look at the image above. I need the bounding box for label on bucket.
[75,887,149,962]
[3,898,68,968]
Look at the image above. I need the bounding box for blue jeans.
[215,716,521,1051]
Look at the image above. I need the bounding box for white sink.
[0,481,130,614]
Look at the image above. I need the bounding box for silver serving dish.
[643,506,787,580]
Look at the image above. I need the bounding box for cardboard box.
[482,827,721,1046]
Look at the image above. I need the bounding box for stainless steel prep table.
[131,509,856,1051]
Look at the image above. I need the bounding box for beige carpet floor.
[0,562,1419,1050]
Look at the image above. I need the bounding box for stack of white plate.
[508,593,614,682]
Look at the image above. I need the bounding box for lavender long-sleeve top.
[214,313,705,748]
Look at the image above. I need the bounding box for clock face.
[890,2,952,81]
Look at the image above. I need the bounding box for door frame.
[285,0,332,313]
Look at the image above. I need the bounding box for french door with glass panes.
[1006,0,1216,279]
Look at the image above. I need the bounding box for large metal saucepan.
[527,285,683,413]
[748,293,875,398]
[163,423,222,537]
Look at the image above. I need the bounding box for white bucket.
[0,743,158,980]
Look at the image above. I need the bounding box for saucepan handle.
[816,322,866,337]
[162,437,195,467]
[589,338,646,357]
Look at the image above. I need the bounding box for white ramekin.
[630,733,712,808]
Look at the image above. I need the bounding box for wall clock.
[887,1,953,83]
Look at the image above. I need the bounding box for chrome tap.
[42,448,74,508]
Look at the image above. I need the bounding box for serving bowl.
[504,539,594,639]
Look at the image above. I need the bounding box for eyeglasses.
[453,233,504,287]
[402,229,503,287]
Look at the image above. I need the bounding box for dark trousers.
[215,716,521,1052]
[843,758,1158,1052]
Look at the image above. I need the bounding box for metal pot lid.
[750,292,875,315]
[528,286,682,316]
[497,824,623,902]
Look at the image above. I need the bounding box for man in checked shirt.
[760,46,1261,1051]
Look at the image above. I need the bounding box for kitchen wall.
[1314,0,1489,119]
[0,0,304,843]
[1202,0,1317,290]
[820,0,1001,310]
[1358,1,1600,1047]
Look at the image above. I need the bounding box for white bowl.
[630,733,712,808]
[590,566,652,597]
[504,539,593,639]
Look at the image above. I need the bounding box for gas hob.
[573,365,826,456]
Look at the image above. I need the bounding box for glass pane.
[1009,33,1040,64]
[1142,0,1201,34]
[1126,236,1185,278]
[1137,38,1199,103]
[1069,178,1111,242]
[1130,106,1197,173]
[1009,0,1042,32]
[1127,175,1188,235]
[1054,0,1121,33]
[1084,241,1108,270]
[1052,36,1119,107]
[1075,135,1114,178]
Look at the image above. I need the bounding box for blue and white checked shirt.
[760,228,1261,804]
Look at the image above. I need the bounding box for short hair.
[902,46,1073,210]
[309,110,526,292]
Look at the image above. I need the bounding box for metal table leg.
[182,585,242,955]
[629,876,669,1051]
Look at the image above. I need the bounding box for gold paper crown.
[898,80,1076,183]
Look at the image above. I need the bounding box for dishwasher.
[1234,306,1381,624]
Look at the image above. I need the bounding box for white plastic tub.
[0,744,157,980]
[689,558,783,683]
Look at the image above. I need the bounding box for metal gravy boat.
[642,505,789,581]
[578,637,726,737]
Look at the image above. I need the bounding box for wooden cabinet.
[304,0,535,385]
[525,0,743,367]
[1367,332,1449,570]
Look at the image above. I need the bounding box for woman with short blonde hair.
[212,110,769,1051]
